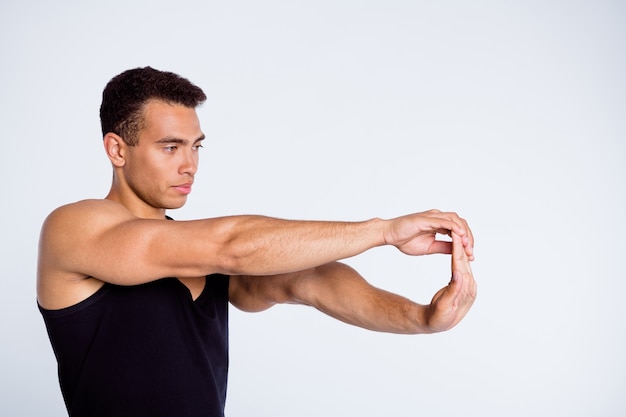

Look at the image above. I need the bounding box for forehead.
[140,100,202,141]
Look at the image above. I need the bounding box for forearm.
[169,216,387,277]
[291,262,433,334]
[175,208,473,278]
[228,221,476,332]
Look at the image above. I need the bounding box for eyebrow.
[155,135,206,145]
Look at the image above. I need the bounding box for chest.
[177,276,206,300]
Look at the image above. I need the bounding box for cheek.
[126,156,163,187]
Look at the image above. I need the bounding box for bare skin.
[229,232,475,333]
[37,99,477,334]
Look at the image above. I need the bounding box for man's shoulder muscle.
[39,199,134,266]
[37,199,133,309]
[44,199,133,228]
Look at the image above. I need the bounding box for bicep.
[228,270,313,313]
[227,263,365,313]
[228,275,275,312]
[39,201,225,286]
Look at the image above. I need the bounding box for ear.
[103,133,127,167]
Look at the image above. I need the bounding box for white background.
[1,1,625,416]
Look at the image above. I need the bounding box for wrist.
[414,304,437,334]
[363,217,388,248]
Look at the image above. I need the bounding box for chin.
[163,197,188,210]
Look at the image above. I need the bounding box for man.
[37,67,477,417]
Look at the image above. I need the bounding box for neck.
[105,185,167,220]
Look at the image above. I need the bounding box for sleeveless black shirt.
[39,275,229,417]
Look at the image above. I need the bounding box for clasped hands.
[385,210,477,332]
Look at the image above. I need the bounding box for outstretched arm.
[230,232,477,334]
[38,200,473,310]
[40,202,473,286]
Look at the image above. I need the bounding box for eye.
[163,145,177,153]
[192,143,204,151]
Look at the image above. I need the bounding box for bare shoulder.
[42,199,134,232]
[39,199,131,262]
[37,199,135,310]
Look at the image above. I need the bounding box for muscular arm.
[37,199,472,309]
[39,200,383,282]
[230,232,477,334]
[230,263,428,333]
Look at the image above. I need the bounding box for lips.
[173,183,193,195]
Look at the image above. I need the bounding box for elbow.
[212,243,251,275]
[213,232,279,276]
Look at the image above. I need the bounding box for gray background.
[1,1,624,416]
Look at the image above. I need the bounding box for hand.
[424,231,477,332]
[384,210,474,260]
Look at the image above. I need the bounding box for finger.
[428,240,453,255]
[451,215,469,246]
[452,232,467,260]
[450,274,476,327]
[421,211,466,235]
[456,217,475,261]
[438,269,468,322]
[451,232,471,274]
[434,225,470,257]
[452,233,476,305]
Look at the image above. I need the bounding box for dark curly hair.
[100,67,207,146]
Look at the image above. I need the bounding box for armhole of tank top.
[194,274,229,305]
[38,283,111,318]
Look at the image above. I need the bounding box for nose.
[179,148,198,177]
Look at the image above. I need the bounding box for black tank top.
[39,275,229,417]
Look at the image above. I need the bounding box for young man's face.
[122,99,205,212]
